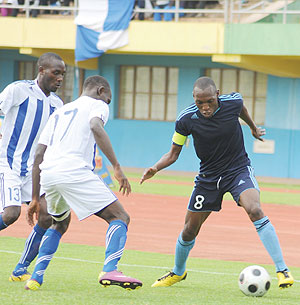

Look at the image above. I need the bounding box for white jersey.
[0,79,63,176]
[38,96,109,182]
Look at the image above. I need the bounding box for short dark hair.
[37,52,63,68]
[194,77,217,91]
[83,75,110,91]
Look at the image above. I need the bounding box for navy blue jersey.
[174,92,251,180]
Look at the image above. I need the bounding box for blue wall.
[99,54,300,178]
[0,50,299,178]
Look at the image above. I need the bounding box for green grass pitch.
[0,172,299,304]
[0,237,299,305]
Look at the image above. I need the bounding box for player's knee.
[248,206,264,222]
[119,211,130,226]
[52,216,70,235]
[37,211,52,229]
[182,227,197,241]
[2,206,21,226]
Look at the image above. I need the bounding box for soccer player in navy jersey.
[0,52,66,282]
[140,76,294,289]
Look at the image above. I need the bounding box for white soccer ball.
[238,265,271,297]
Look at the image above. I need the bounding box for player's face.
[193,86,219,118]
[39,59,66,96]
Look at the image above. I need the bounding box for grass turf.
[109,171,300,206]
[0,236,299,305]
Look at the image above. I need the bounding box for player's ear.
[97,86,105,96]
[38,66,44,75]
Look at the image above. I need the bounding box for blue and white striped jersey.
[0,79,63,176]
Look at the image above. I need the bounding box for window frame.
[118,65,178,122]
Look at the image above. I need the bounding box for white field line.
[1,249,299,283]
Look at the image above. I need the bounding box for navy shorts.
[188,166,260,212]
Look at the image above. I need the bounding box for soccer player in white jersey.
[0,52,66,282]
[25,75,142,291]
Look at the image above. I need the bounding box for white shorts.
[41,169,117,221]
[0,167,33,212]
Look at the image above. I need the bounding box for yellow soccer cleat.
[151,271,187,287]
[25,279,41,291]
[9,272,31,282]
[277,270,294,289]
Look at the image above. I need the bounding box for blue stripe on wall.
[7,97,29,169]
[20,99,43,176]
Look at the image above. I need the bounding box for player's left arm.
[239,104,266,142]
[90,117,131,196]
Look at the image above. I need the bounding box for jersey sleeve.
[38,116,54,146]
[89,101,109,126]
[0,83,16,114]
[172,118,191,146]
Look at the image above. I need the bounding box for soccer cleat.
[9,271,31,282]
[277,270,294,288]
[25,279,41,291]
[98,270,142,290]
[151,271,187,287]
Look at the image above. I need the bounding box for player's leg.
[239,188,294,288]
[0,206,21,229]
[0,171,22,230]
[25,184,71,291]
[10,195,52,282]
[152,210,210,287]
[232,167,293,288]
[95,200,142,290]
[152,179,221,288]
[25,212,71,291]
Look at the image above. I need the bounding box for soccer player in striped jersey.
[0,52,66,282]
[140,76,294,289]
[25,75,142,291]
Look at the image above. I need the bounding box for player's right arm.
[140,141,183,184]
[27,143,47,226]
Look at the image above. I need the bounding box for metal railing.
[0,0,299,24]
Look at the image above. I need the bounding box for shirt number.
[50,108,78,145]
[194,195,205,210]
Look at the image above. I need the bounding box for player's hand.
[140,167,158,184]
[114,166,131,196]
[251,127,266,142]
[26,199,40,227]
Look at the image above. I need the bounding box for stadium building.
[0,0,300,178]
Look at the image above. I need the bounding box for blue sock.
[13,224,46,275]
[254,216,288,272]
[0,214,8,230]
[31,228,61,285]
[173,232,195,276]
[103,220,127,272]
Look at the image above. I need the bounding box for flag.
[94,147,114,188]
[75,0,134,62]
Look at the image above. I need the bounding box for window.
[18,61,78,104]
[119,66,178,121]
[206,68,267,125]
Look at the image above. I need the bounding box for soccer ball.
[238,265,271,297]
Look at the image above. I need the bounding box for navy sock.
[13,224,46,275]
[103,220,127,272]
[0,214,8,230]
[173,232,195,276]
[254,216,288,272]
[31,228,61,285]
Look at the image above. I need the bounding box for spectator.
[61,0,73,15]
[0,0,13,16]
